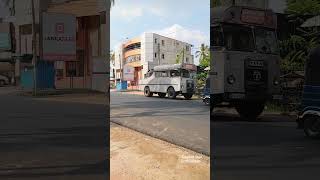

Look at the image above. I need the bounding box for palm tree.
[196,44,210,67]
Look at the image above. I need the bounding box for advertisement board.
[0,23,11,51]
[42,13,76,61]
[123,64,134,81]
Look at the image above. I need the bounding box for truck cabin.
[211,6,278,54]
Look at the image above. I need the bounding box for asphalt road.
[0,87,108,180]
[111,92,210,155]
[213,111,320,180]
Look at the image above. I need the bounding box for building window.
[162,54,165,59]
[186,45,190,51]
[124,42,141,52]
[155,53,157,58]
[161,40,165,46]
[186,57,189,63]
[126,54,141,63]
[155,38,157,44]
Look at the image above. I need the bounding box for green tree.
[286,0,320,16]
[196,44,210,68]
[279,0,320,73]
[195,44,210,89]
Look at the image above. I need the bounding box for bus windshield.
[223,25,255,52]
[221,25,278,54]
[255,28,279,54]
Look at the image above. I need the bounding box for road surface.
[111,92,210,155]
[0,87,108,180]
[213,110,320,180]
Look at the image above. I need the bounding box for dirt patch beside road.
[111,124,210,180]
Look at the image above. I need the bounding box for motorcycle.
[297,46,320,138]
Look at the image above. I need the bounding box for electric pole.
[31,0,37,96]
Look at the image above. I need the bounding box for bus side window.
[161,71,168,77]
[155,72,160,77]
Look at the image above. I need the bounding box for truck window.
[223,25,255,52]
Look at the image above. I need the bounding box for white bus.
[139,64,196,99]
[211,6,282,120]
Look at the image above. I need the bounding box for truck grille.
[245,60,268,92]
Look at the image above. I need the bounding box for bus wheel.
[144,86,153,97]
[235,102,265,121]
[167,87,176,99]
[183,93,193,100]
[304,115,320,138]
[158,93,166,98]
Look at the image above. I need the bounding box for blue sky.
[111,0,210,65]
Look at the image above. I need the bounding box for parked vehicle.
[202,78,210,105]
[0,74,9,86]
[139,64,196,99]
[297,46,320,138]
[210,6,282,120]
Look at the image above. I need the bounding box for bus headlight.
[227,75,236,84]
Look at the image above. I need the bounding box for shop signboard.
[42,12,76,61]
[123,64,134,81]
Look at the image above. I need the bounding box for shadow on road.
[0,126,109,179]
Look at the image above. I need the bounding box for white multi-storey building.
[114,32,194,87]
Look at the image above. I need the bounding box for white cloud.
[111,1,169,21]
[111,5,143,21]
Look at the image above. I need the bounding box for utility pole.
[31,0,37,96]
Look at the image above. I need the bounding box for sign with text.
[42,13,76,61]
[241,9,266,25]
[123,64,134,81]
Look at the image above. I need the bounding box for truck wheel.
[144,86,153,97]
[235,102,265,121]
[167,87,176,99]
[304,115,320,138]
[158,93,166,98]
[183,93,193,100]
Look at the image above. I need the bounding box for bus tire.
[167,87,177,99]
[144,86,153,97]
[158,93,166,98]
[183,93,193,100]
[235,102,265,121]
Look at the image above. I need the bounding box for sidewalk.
[111,123,210,180]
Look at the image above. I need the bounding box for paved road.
[0,87,108,180]
[111,92,210,155]
[213,111,320,180]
